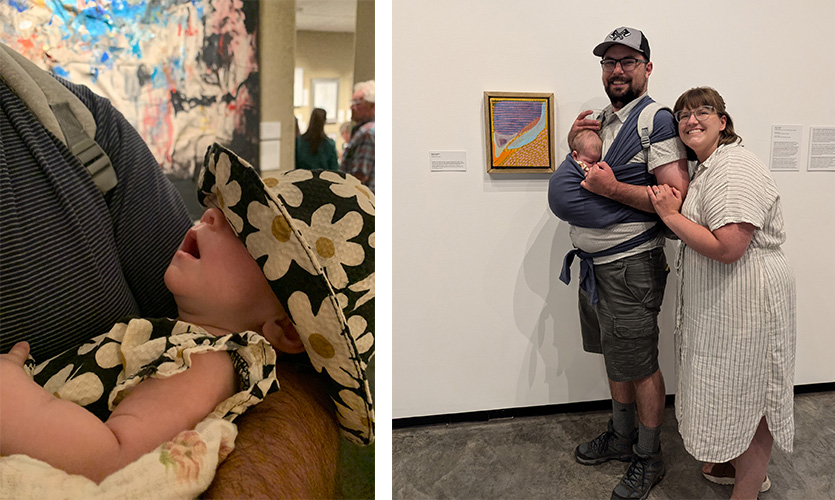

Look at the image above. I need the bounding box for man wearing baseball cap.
[562,27,689,500]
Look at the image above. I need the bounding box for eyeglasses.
[600,57,648,73]
[673,105,716,123]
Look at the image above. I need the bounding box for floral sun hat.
[197,143,375,445]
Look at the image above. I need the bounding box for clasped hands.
[647,184,683,220]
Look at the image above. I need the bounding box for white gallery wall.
[392,0,835,419]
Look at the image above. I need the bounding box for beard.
[604,76,643,109]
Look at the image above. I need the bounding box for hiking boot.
[702,462,771,492]
[611,445,665,500]
[574,419,637,465]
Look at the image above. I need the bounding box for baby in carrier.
[571,129,602,174]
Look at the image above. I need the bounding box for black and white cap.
[593,27,651,61]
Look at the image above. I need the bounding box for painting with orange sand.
[484,92,555,173]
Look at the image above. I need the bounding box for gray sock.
[611,400,636,438]
[637,420,661,454]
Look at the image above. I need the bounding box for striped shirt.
[0,78,193,360]
[674,142,796,461]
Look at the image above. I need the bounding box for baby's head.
[184,143,376,445]
[165,207,304,355]
[572,129,602,167]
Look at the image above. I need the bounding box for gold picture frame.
[483,91,556,174]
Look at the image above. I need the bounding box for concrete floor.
[392,391,835,499]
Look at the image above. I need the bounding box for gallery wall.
[392,0,835,419]
[295,30,357,149]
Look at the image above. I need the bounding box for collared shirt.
[568,93,686,264]
[341,121,375,192]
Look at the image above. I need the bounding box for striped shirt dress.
[674,142,796,462]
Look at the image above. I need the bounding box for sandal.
[702,462,771,492]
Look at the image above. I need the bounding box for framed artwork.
[312,78,340,123]
[0,0,261,177]
[484,91,555,173]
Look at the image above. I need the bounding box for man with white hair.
[341,80,375,192]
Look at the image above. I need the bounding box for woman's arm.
[582,158,689,213]
[648,184,755,264]
[0,342,235,483]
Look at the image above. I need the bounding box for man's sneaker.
[574,419,637,465]
[611,445,665,500]
[702,462,771,492]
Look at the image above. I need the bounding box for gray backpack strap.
[1,42,117,195]
[637,102,668,151]
[51,102,118,195]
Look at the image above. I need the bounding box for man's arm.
[0,343,235,484]
[203,361,341,499]
[581,158,689,213]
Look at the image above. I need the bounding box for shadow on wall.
[514,209,608,406]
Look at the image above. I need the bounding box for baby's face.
[165,208,288,336]
[576,149,601,166]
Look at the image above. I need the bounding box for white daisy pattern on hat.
[210,154,244,232]
[321,170,375,215]
[295,204,364,289]
[263,169,312,208]
[347,314,373,371]
[348,274,375,312]
[244,200,321,280]
[287,291,360,390]
[199,144,374,445]
[335,388,373,435]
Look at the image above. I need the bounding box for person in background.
[338,120,354,162]
[341,80,375,192]
[649,86,795,500]
[295,108,338,171]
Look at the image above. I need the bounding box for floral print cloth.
[25,317,278,423]
[0,417,237,500]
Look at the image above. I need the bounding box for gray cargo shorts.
[578,247,668,382]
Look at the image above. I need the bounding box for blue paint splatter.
[52,66,70,78]
[8,0,28,13]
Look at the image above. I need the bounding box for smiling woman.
[648,86,796,500]
[672,88,740,163]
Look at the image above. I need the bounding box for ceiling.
[296,0,357,33]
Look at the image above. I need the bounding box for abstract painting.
[483,91,555,173]
[0,0,260,177]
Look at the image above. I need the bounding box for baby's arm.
[0,342,235,483]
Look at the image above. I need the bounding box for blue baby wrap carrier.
[548,96,677,305]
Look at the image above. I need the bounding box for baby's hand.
[0,342,30,369]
